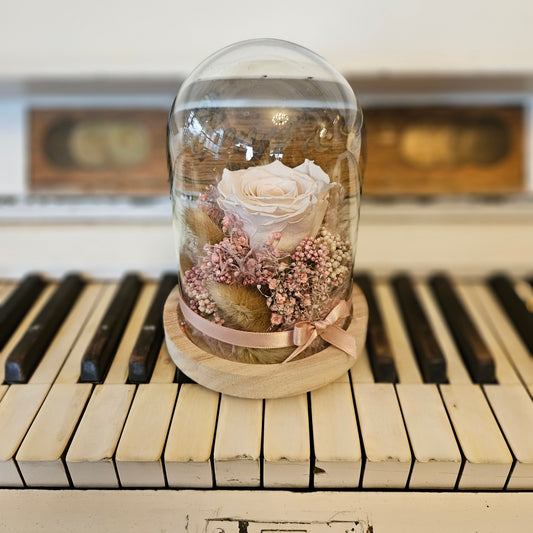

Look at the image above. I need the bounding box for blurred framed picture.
[363,106,523,195]
[30,109,169,195]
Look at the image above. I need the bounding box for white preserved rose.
[217,159,332,251]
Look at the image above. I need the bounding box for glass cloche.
[167,38,363,365]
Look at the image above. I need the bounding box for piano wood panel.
[4,489,533,532]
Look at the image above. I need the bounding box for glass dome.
[168,38,363,364]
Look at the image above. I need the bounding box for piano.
[1,204,533,532]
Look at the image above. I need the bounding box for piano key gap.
[348,370,365,489]
[259,398,265,489]
[436,384,466,491]
[158,383,181,490]
[480,385,518,491]
[209,392,222,489]
[59,384,95,489]
[307,391,316,490]
[392,384,415,490]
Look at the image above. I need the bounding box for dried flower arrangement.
[178,159,353,364]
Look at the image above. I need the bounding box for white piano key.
[29,283,103,384]
[16,383,92,487]
[353,383,411,489]
[0,282,15,305]
[350,346,375,383]
[54,283,118,384]
[455,282,522,385]
[66,384,136,488]
[149,342,177,384]
[213,395,262,487]
[484,384,533,490]
[396,384,461,489]
[61,282,169,488]
[263,393,310,488]
[104,282,157,384]
[514,278,533,309]
[0,283,56,383]
[0,283,99,488]
[165,384,219,488]
[468,282,533,386]
[375,281,423,384]
[0,385,7,402]
[440,384,513,490]
[311,382,361,488]
[0,384,49,487]
[115,383,178,488]
[415,281,472,384]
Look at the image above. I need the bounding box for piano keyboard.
[1,271,533,494]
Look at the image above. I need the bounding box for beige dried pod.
[207,282,272,332]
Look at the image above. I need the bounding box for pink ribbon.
[177,291,356,364]
[283,300,356,363]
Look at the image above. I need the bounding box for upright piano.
[1,195,533,532]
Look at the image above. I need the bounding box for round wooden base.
[163,284,368,399]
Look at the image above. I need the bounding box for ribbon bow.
[282,300,357,364]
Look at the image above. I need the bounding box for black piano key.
[488,274,533,356]
[176,368,196,384]
[80,273,142,383]
[128,272,178,383]
[4,273,85,383]
[429,274,496,384]
[391,274,447,383]
[0,273,46,351]
[354,273,398,382]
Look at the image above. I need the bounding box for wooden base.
[163,284,368,399]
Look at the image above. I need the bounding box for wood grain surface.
[163,284,369,399]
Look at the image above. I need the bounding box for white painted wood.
[3,0,533,76]
[352,383,411,489]
[213,395,262,487]
[310,382,361,488]
[16,383,92,487]
[263,394,310,488]
[165,384,219,488]
[2,489,533,533]
[0,283,56,383]
[455,282,523,384]
[0,100,25,195]
[396,384,461,489]
[415,281,472,384]
[55,283,117,384]
[375,281,423,383]
[0,384,50,487]
[484,384,533,490]
[116,383,178,488]
[104,282,157,384]
[66,384,136,488]
[2,202,533,278]
[440,384,513,490]
[468,283,533,386]
[349,346,375,383]
[29,283,102,384]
